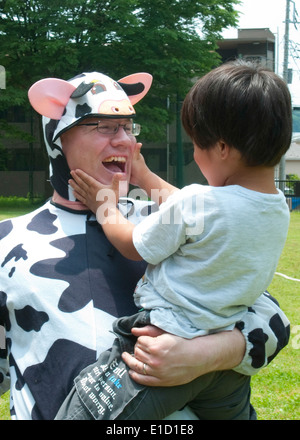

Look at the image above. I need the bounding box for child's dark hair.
[181,60,292,167]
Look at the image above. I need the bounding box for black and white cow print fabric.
[0,199,148,419]
[0,199,290,419]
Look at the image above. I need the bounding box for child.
[56,60,291,420]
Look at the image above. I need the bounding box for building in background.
[217,28,276,71]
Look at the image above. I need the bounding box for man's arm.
[0,320,10,396]
[122,326,245,386]
[0,357,10,396]
[122,293,290,385]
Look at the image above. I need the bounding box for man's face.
[60,118,136,195]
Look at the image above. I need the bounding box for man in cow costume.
[0,71,290,420]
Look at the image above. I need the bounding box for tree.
[0,0,240,141]
[113,0,240,139]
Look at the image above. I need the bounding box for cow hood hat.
[28,71,152,200]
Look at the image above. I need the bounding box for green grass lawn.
[0,197,44,221]
[0,207,299,420]
[0,208,35,221]
[250,211,300,420]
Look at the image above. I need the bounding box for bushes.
[0,195,46,208]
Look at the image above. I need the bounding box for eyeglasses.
[77,121,141,136]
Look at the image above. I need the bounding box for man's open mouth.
[102,156,126,173]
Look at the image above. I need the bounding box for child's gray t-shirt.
[132,184,290,338]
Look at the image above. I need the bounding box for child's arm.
[69,170,142,261]
[131,143,179,205]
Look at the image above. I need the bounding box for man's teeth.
[102,156,126,173]
[103,156,126,163]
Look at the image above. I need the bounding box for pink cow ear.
[28,78,76,119]
[118,73,152,105]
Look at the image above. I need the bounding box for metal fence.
[275,180,300,196]
[275,180,300,210]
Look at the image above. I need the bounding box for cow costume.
[0,71,290,420]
